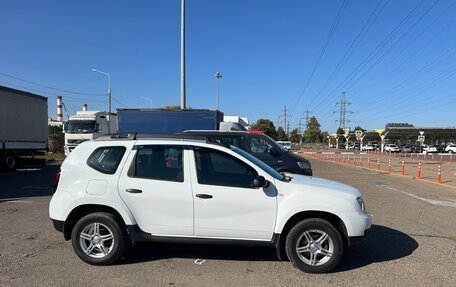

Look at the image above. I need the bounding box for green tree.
[160,105,192,110]
[303,116,322,143]
[277,127,288,141]
[354,125,366,132]
[321,131,329,143]
[289,128,301,143]
[250,119,278,140]
[336,127,344,135]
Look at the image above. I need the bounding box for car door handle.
[126,189,142,194]
[195,194,213,199]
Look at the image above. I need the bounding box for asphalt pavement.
[0,160,455,286]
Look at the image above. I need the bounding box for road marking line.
[375,184,456,208]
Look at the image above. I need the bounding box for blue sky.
[1,0,456,133]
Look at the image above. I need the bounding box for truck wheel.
[2,152,19,170]
[285,218,343,273]
[71,212,128,265]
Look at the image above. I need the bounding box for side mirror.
[253,175,269,188]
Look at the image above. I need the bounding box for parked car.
[446,144,456,154]
[411,144,421,153]
[422,145,438,154]
[348,142,360,150]
[183,131,312,176]
[400,145,412,153]
[361,144,376,151]
[436,143,447,153]
[384,144,400,152]
[276,141,292,151]
[49,135,371,273]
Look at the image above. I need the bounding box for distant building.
[385,123,414,130]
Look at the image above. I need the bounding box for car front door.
[190,147,277,240]
[118,145,194,236]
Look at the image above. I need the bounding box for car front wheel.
[71,212,128,265]
[285,218,343,273]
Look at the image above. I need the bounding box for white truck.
[0,86,48,170]
[64,111,117,156]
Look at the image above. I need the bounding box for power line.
[311,0,427,116]
[0,72,105,96]
[307,0,387,109]
[344,0,442,93]
[0,81,107,102]
[349,0,456,100]
[292,0,348,110]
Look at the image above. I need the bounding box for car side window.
[87,146,126,174]
[194,147,258,188]
[206,136,241,147]
[246,136,273,154]
[134,146,184,182]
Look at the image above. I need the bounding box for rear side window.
[134,146,184,182]
[87,146,126,174]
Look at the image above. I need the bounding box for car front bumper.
[349,228,371,246]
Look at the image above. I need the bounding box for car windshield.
[65,121,97,134]
[232,146,285,181]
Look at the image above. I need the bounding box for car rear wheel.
[285,218,343,273]
[71,212,128,265]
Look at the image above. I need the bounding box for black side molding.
[126,225,281,248]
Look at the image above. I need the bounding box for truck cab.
[64,111,117,155]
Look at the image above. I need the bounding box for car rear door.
[118,144,194,236]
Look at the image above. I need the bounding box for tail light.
[53,170,61,193]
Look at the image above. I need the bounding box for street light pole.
[215,72,222,110]
[180,0,186,109]
[92,68,111,114]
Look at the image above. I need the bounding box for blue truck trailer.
[117,109,224,134]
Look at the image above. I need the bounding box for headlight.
[297,161,310,169]
[357,196,366,212]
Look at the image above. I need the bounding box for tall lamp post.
[92,68,111,114]
[215,72,222,110]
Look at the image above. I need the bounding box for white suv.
[49,135,371,273]
[384,144,400,152]
[445,144,456,154]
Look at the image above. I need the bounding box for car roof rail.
[96,133,232,149]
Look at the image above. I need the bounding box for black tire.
[71,212,128,265]
[285,218,343,273]
[2,152,19,170]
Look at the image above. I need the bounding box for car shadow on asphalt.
[0,164,60,200]
[117,224,418,271]
[334,224,418,272]
[118,242,277,264]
